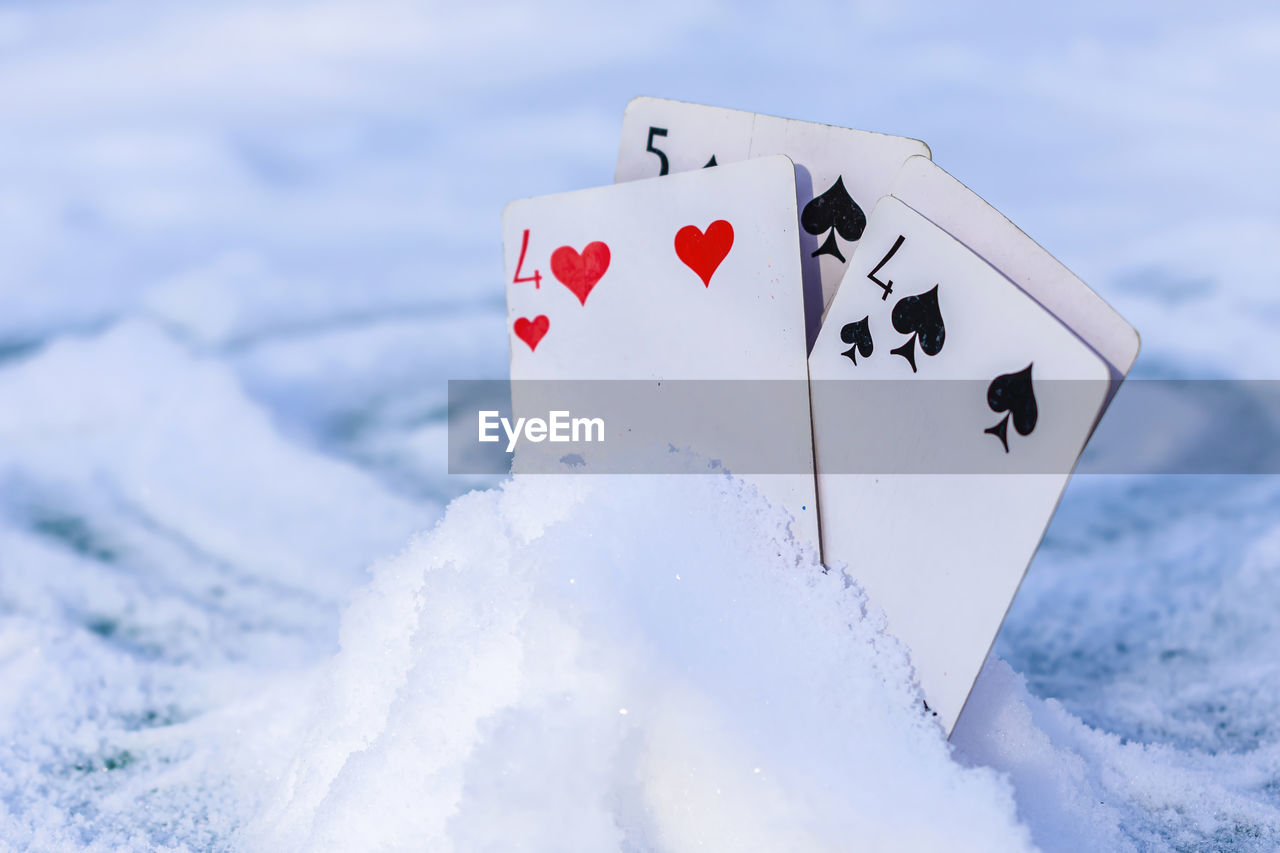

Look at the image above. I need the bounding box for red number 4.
[513,229,542,288]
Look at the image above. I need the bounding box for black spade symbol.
[801,176,866,263]
[984,363,1038,452]
[888,285,945,373]
[703,155,718,168]
[840,316,874,365]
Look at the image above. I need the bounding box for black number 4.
[867,234,905,301]
[646,127,669,175]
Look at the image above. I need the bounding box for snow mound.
[246,474,1033,852]
[0,322,430,850]
[955,658,1280,853]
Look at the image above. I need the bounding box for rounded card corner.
[1123,325,1142,368]
[623,95,658,115]
[500,199,524,227]
[758,152,798,175]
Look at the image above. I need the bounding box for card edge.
[621,95,932,158]
[893,154,1141,376]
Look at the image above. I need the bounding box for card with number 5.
[503,156,819,549]
[615,97,930,346]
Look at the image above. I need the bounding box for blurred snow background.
[1,0,1278,850]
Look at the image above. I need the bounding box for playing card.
[808,196,1111,735]
[889,155,1140,399]
[503,155,819,548]
[615,97,930,346]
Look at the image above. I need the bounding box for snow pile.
[963,474,1280,852]
[956,658,1280,852]
[0,323,429,622]
[0,323,429,850]
[245,473,1032,852]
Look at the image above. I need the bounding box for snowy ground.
[1,2,1279,850]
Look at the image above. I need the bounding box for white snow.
[243,475,1033,851]
[2,0,1279,850]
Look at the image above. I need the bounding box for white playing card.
[615,97,930,346]
[809,196,1111,736]
[889,155,1140,400]
[503,155,819,549]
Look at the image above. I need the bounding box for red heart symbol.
[675,220,734,287]
[513,315,549,351]
[551,241,610,305]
